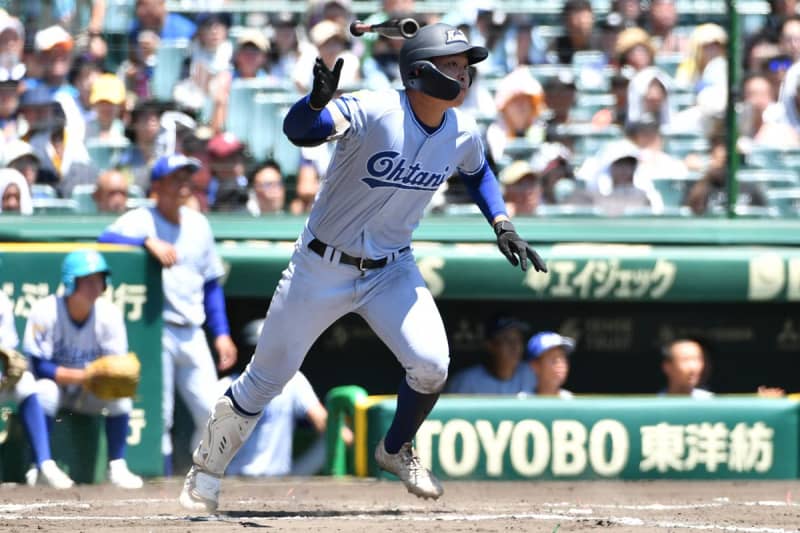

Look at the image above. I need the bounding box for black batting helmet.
[399,23,488,101]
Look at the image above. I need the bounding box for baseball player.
[23,249,143,489]
[0,289,74,489]
[180,23,546,512]
[98,154,238,474]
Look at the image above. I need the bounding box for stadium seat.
[746,147,800,169]
[737,168,800,189]
[70,183,98,214]
[151,42,189,101]
[655,53,684,78]
[32,198,79,214]
[85,139,130,172]
[651,175,696,207]
[30,183,58,199]
[535,204,605,217]
[766,188,800,216]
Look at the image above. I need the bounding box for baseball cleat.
[39,459,75,490]
[179,465,220,513]
[374,439,443,500]
[108,458,143,489]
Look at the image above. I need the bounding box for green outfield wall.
[0,244,163,481]
[351,396,800,480]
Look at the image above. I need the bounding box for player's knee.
[34,378,59,416]
[407,355,449,394]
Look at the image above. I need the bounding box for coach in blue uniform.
[180,22,547,512]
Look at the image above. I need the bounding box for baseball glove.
[0,347,28,393]
[84,353,141,400]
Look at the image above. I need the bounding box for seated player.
[1,290,74,489]
[23,249,143,488]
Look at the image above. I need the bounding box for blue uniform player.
[180,23,546,512]
[23,249,143,489]
[1,290,74,489]
[98,154,238,473]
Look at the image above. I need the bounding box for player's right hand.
[144,237,178,267]
[309,57,343,110]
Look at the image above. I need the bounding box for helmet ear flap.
[405,60,462,101]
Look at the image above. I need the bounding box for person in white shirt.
[659,338,713,398]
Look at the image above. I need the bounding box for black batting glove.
[493,220,548,273]
[309,57,343,110]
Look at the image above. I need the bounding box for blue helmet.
[61,249,111,296]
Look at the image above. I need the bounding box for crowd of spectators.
[2,0,800,219]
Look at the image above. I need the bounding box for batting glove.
[493,220,547,273]
[309,57,343,110]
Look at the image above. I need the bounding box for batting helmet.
[399,23,488,101]
[62,249,111,297]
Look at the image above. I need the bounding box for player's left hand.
[493,220,547,273]
[215,334,238,371]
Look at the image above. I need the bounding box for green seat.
[151,42,189,101]
[747,147,800,169]
[32,198,79,214]
[30,183,58,199]
[86,139,130,172]
[766,188,800,216]
[655,52,684,78]
[652,176,696,207]
[70,183,98,213]
[536,204,605,217]
[737,168,799,189]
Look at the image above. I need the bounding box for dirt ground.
[1,477,799,532]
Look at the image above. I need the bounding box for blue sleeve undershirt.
[97,230,146,246]
[459,161,508,223]
[203,278,230,337]
[30,356,57,381]
[283,95,336,146]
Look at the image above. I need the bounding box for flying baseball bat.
[349,18,419,39]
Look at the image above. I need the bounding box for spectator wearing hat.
[675,23,728,93]
[0,63,25,141]
[543,69,579,127]
[2,139,41,192]
[268,11,311,83]
[485,67,546,164]
[446,314,537,395]
[85,73,127,142]
[526,332,575,398]
[0,167,33,214]
[548,0,603,64]
[0,11,24,69]
[31,26,76,97]
[643,0,689,55]
[206,132,249,212]
[531,142,593,207]
[117,99,162,192]
[233,29,272,81]
[247,160,286,216]
[128,0,196,45]
[614,27,656,72]
[626,66,677,129]
[499,160,542,216]
[577,139,663,215]
[294,20,360,94]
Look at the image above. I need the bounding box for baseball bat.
[349,18,419,39]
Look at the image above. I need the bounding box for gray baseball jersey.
[0,291,18,349]
[23,295,128,367]
[105,206,225,327]
[308,89,486,258]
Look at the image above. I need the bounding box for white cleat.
[374,439,443,500]
[179,465,220,513]
[39,459,75,490]
[108,458,143,489]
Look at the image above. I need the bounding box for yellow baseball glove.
[0,347,28,393]
[84,352,141,400]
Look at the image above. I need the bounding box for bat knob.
[349,20,365,37]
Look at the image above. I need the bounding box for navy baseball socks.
[180,389,260,512]
[375,379,443,499]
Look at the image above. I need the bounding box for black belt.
[308,238,409,271]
